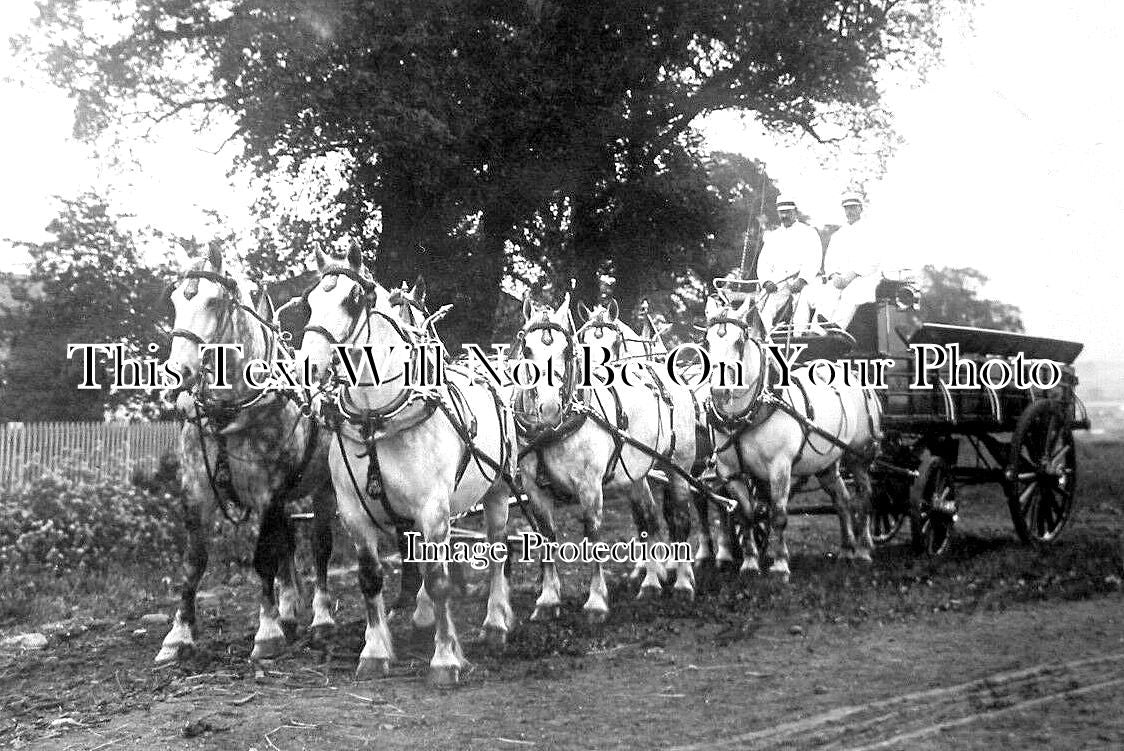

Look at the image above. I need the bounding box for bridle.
[705,310,772,427]
[575,316,658,361]
[302,267,434,425]
[301,266,380,348]
[512,315,578,434]
[168,268,282,414]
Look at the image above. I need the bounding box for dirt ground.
[3,439,1123,750]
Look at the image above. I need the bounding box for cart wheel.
[1005,400,1077,544]
[871,480,907,545]
[910,458,955,557]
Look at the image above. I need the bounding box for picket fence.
[0,421,181,488]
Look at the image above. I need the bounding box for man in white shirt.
[755,196,823,329]
[814,192,884,330]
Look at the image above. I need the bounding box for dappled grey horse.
[159,244,336,663]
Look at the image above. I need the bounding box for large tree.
[920,265,1024,332]
[19,0,958,346]
[0,194,174,421]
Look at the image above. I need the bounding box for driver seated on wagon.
[805,191,887,333]
[754,195,823,331]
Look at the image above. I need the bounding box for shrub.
[0,472,185,575]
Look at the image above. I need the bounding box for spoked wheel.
[870,479,908,545]
[1005,400,1078,544]
[910,457,956,557]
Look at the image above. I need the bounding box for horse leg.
[251,501,290,660]
[817,464,858,561]
[630,481,666,600]
[480,489,515,648]
[407,529,437,629]
[355,546,394,680]
[156,471,214,664]
[418,509,466,686]
[765,462,793,581]
[629,480,661,582]
[666,475,697,600]
[274,509,302,641]
[849,462,875,563]
[727,478,761,576]
[578,479,610,623]
[692,488,715,571]
[309,486,337,641]
[524,480,563,622]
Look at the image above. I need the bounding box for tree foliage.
[920,265,1024,332]
[0,194,174,421]
[19,0,960,345]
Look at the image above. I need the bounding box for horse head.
[299,243,388,385]
[576,298,637,360]
[167,243,260,391]
[704,293,767,411]
[515,291,574,428]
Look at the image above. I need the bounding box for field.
[2,438,1122,750]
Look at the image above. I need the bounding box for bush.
[0,472,185,575]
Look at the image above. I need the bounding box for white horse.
[161,244,337,663]
[300,248,516,685]
[515,295,697,623]
[703,294,883,579]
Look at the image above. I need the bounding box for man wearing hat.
[814,191,883,330]
[755,196,823,328]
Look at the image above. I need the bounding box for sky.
[1,0,1122,361]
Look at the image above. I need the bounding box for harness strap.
[190,412,251,525]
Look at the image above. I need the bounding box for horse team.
[161,244,883,685]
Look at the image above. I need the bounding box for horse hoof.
[251,636,287,661]
[280,619,298,641]
[767,565,791,583]
[854,551,873,565]
[693,556,714,572]
[715,558,736,573]
[584,608,609,625]
[428,665,460,687]
[530,605,560,622]
[636,585,662,601]
[154,643,186,664]
[481,626,508,650]
[355,657,391,681]
[738,560,761,578]
[672,586,695,603]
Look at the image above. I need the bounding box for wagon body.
[840,283,1088,555]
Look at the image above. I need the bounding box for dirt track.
[3,440,1123,750]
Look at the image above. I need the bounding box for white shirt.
[756,222,823,284]
[825,218,881,278]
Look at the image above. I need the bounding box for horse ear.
[704,295,722,321]
[255,288,276,322]
[522,292,534,322]
[638,298,649,315]
[576,301,591,323]
[554,292,572,327]
[748,307,766,340]
[607,298,619,321]
[348,239,363,270]
[735,293,755,320]
[349,284,363,307]
[315,247,329,272]
[413,275,426,305]
[207,241,223,273]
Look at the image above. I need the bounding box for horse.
[160,244,337,663]
[575,299,739,573]
[702,293,883,579]
[299,248,516,685]
[514,294,697,623]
